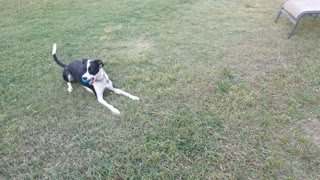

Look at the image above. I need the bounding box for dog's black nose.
[83,77,87,80]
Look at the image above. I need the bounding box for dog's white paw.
[68,87,73,92]
[112,108,121,115]
[131,96,140,101]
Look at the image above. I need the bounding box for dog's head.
[82,59,104,85]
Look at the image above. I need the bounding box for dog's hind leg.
[66,74,74,92]
[63,69,74,92]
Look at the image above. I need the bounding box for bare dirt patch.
[124,38,154,58]
[302,118,320,147]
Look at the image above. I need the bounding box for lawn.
[1,0,320,178]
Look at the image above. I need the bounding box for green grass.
[1,0,320,178]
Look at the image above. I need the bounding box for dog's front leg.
[108,87,140,101]
[96,90,120,115]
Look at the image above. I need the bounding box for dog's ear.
[96,59,104,68]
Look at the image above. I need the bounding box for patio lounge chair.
[275,0,320,38]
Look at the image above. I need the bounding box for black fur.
[52,53,97,95]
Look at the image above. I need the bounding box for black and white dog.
[51,44,139,115]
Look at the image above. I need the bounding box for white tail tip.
[52,43,57,55]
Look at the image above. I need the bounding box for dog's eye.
[83,68,86,71]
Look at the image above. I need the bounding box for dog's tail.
[52,43,66,68]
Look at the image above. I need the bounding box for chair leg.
[288,23,297,38]
[309,14,318,18]
[275,8,283,23]
[288,17,302,38]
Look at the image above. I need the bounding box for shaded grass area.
[1,0,320,178]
